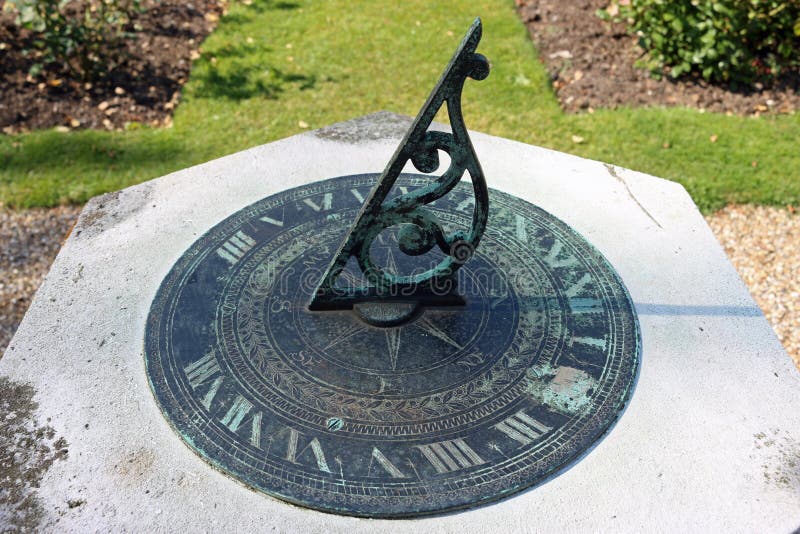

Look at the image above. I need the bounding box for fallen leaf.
[298,120,309,129]
[513,73,531,86]
[571,135,585,144]
[751,160,758,168]
[549,50,573,59]
[573,70,584,81]
[607,3,619,16]
[788,205,795,214]
[709,134,718,143]
[98,101,110,111]
[662,142,671,149]
[190,50,201,60]
[205,12,219,22]
[47,78,62,87]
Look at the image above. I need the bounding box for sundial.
[145,19,640,518]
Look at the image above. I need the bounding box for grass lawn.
[1,0,799,212]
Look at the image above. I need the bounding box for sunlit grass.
[1,0,798,211]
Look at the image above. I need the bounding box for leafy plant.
[2,0,143,80]
[598,0,800,85]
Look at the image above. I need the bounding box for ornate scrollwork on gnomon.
[308,18,490,320]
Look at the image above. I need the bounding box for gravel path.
[0,207,82,354]
[1,205,798,369]
[706,205,800,368]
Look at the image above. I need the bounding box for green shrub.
[599,0,800,85]
[2,0,142,80]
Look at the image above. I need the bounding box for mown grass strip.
[1,0,798,211]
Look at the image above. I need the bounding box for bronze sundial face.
[144,173,639,517]
[144,18,639,518]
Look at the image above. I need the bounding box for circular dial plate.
[145,174,640,517]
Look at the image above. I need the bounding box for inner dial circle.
[217,209,564,436]
[145,173,640,518]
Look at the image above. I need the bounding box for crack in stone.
[604,163,663,230]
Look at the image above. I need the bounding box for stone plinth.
[1,113,798,532]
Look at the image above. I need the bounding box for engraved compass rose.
[144,18,640,518]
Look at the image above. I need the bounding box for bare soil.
[516,0,800,115]
[0,0,224,133]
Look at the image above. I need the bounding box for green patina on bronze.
[143,18,642,518]
[308,18,490,322]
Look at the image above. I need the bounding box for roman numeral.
[571,335,607,351]
[250,411,263,448]
[259,207,284,227]
[285,428,331,473]
[369,447,406,478]
[216,230,256,265]
[456,196,475,212]
[416,439,485,474]
[544,240,574,268]
[303,193,333,212]
[494,410,552,447]
[350,188,365,203]
[569,297,603,314]
[564,272,592,298]
[219,395,253,433]
[515,214,528,243]
[183,351,224,410]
